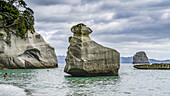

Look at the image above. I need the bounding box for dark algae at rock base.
[0,0,58,69]
[134,63,170,69]
[64,23,120,76]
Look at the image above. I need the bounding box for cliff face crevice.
[64,23,120,76]
[0,30,58,69]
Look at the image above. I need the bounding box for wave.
[0,84,26,96]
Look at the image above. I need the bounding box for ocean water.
[0,64,170,96]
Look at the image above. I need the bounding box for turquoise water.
[0,64,170,96]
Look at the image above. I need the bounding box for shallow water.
[0,64,170,96]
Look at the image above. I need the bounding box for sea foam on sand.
[0,84,26,96]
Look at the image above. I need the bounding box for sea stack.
[0,0,58,69]
[133,51,149,64]
[133,51,170,69]
[64,23,120,76]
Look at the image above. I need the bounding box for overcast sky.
[24,0,170,60]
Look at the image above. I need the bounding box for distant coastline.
[121,57,170,64]
[57,56,170,64]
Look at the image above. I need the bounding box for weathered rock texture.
[0,29,58,69]
[64,23,120,76]
[133,51,149,64]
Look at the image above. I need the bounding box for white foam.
[0,84,26,96]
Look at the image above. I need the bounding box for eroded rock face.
[0,30,58,69]
[64,23,120,76]
[133,51,149,64]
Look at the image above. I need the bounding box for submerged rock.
[134,63,170,69]
[0,30,58,69]
[133,51,149,64]
[64,23,120,76]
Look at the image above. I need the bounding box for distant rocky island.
[133,51,150,64]
[64,23,120,76]
[0,0,58,69]
[133,51,170,69]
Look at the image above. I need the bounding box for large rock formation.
[0,29,58,69]
[0,0,58,69]
[133,51,149,64]
[64,23,120,76]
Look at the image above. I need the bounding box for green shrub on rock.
[0,15,3,20]
[0,0,34,38]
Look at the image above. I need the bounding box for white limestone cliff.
[0,29,58,69]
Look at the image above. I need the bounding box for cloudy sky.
[24,0,170,60]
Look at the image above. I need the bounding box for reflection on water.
[65,76,119,96]
[0,64,170,96]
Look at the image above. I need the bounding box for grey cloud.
[26,0,81,5]
[148,0,170,8]
[24,0,170,59]
[115,11,137,19]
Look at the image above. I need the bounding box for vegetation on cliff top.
[0,0,34,38]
